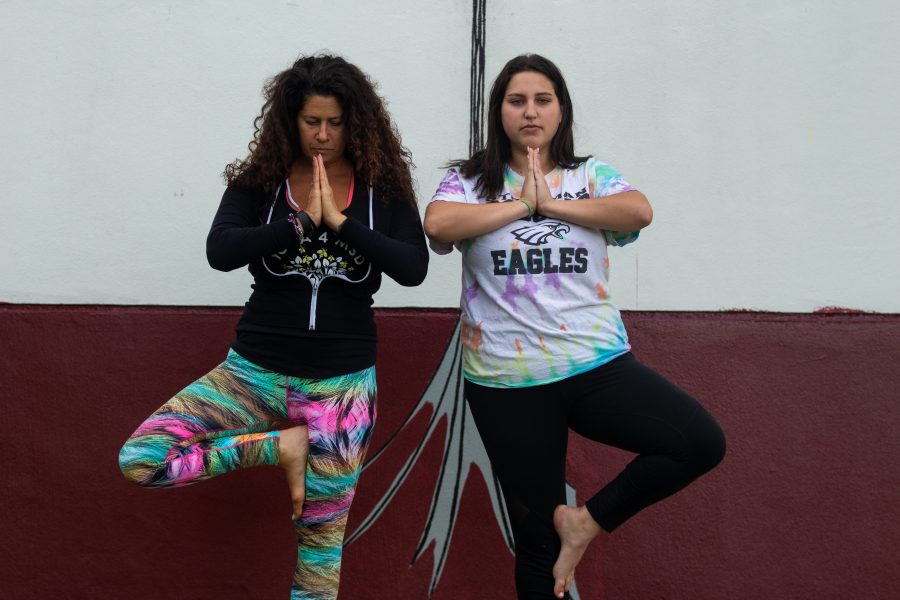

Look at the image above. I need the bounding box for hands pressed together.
[519,146,554,218]
[304,154,347,232]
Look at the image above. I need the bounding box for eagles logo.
[510,221,570,246]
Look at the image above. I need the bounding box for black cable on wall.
[469,0,487,156]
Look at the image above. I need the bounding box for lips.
[520,125,541,132]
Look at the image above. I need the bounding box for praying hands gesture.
[522,146,554,217]
[307,154,347,231]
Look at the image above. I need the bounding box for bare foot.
[278,425,309,520]
[552,505,602,598]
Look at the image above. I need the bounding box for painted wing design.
[344,320,583,599]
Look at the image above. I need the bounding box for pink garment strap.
[345,171,355,208]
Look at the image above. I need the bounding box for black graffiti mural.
[345,321,512,594]
[346,319,583,598]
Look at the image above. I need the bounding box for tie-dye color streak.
[288,370,376,599]
[429,158,638,388]
[118,349,376,599]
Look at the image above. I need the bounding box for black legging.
[465,352,726,599]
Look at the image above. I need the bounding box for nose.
[524,101,537,119]
[316,123,329,141]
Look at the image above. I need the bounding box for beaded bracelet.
[517,197,534,218]
[286,212,304,239]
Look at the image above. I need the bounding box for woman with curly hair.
[118,54,428,599]
[425,54,724,599]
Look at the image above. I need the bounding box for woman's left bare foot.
[552,505,602,598]
[278,425,309,520]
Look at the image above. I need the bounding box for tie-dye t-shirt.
[430,157,638,388]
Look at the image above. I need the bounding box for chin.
[517,137,544,148]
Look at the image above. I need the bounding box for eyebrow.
[506,92,554,98]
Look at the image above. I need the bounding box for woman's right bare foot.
[278,425,309,520]
[552,505,602,598]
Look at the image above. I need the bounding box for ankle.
[278,429,297,464]
[576,506,602,537]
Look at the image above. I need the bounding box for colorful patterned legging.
[118,349,377,600]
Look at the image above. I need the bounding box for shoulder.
[369,185,417,216]
[578,158,636,197]
[224,184,273,202]
[579,156,624,178]
[441,167,465,186]
[432,168,471,201]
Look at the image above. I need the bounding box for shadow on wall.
[1,306,898,599]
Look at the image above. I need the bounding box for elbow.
[636,204,653,230]
[206,244,235,272]
[633,194,653,230]
[206,229,242,271]
[402,271,428,287]
[423,203,454,244]
[207,254,232,272]
[423,215,444,243]
[398,252,429,287]
[424,223,456,245]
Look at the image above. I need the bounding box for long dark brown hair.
[450,54,588,199]
[225,54,415,207]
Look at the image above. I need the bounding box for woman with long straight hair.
[424,54,725,599]
[119,54,428,599]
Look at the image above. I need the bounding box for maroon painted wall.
[2,305,898,599]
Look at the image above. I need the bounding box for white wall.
[3,1,898,312]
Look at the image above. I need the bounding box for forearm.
[538,191,653,231]
[206,187,298,272]
[323,212,347,232]
[206,219,297,271]
[339,214,429,286]
[424,199,531,244]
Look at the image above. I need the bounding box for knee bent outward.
[118,446,155,487]
[684,410,727,476]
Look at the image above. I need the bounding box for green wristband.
[517,197,533,218]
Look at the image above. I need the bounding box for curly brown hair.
[224,54,415,208]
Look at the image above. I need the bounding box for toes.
[291,492,305,518]
[288,474,306,520]
[553,571,574,598]
[553,572,566,598]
